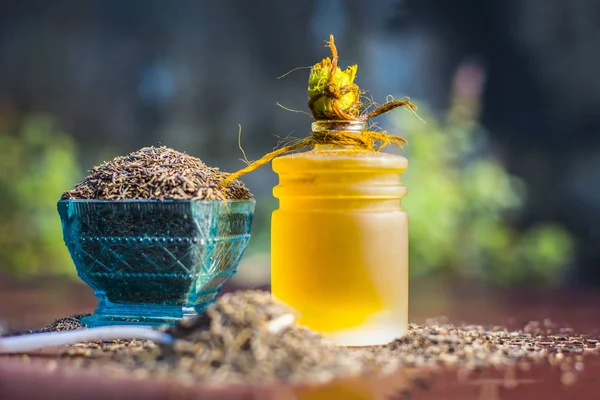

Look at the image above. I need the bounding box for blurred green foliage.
[393,103,574,286]
[0,114,80,277]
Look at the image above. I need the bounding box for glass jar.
[271,120,408,346]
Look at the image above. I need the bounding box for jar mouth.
[311,120,367,133]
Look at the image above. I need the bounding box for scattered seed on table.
[7,291,600,392]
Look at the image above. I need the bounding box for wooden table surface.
[2,277,600,400]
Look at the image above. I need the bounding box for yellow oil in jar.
[271,121,408,346]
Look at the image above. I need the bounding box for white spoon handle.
[0,326,173,354]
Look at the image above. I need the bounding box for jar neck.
[311,120,367,135]
[311,120,367,151]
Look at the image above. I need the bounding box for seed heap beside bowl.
[58,146,255,327]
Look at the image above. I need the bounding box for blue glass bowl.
[57,199,255,327]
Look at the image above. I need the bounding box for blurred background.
[1,0,600,321]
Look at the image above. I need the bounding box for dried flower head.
[308,56,360,120]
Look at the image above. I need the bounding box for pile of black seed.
[1,315,87,337]
[24,291,600,387]
[62,292,385,384]
[40,315,87,332]
[61,146,252,201]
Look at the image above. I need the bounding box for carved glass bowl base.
[58,199,255,327]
